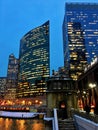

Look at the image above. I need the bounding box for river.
[0,118,52,130]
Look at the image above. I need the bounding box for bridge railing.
[53,108,59,130]
[71,108,98,123]
[43,108,59,130]
[74,115,98,130]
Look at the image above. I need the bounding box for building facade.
[18,21,50,97]
[77,57,98,113]
[6,54,19,99]
[63,3,98,80]
[46,76,77,118]
[0,77,7,98]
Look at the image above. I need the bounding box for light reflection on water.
[0,118,52,130]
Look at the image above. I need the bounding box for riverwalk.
[0,111,45,119]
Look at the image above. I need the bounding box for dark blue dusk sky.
[0,0,97,77]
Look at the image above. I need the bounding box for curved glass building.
[18,21,50,97]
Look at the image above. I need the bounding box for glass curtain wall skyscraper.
[63,3,98,80]
[18,21,50,97]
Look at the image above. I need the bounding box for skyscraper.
[63,3,98,80]
[0,77,7,98]
[18,21,50,97]
[6,54,19,99]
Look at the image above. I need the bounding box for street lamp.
[89,83,96,88]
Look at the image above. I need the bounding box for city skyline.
[0,0,97,77]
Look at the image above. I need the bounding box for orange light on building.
[61,104,65,108]
[60,102,66,109]
[35,100,38,103]
[78,99,83,110]
[89,83,96,111]
[39,101,43,105]
[22,100,25,105]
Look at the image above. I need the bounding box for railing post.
[53,108,59,130]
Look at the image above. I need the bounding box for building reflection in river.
[0,118,52,130]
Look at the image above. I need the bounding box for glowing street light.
[89,83,96,88]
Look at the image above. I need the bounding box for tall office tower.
[18,21,50,97]
[63,3,98,80]
[6,54,19,99]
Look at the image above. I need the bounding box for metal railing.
[71,108,98,123]
[53,108,59,130]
